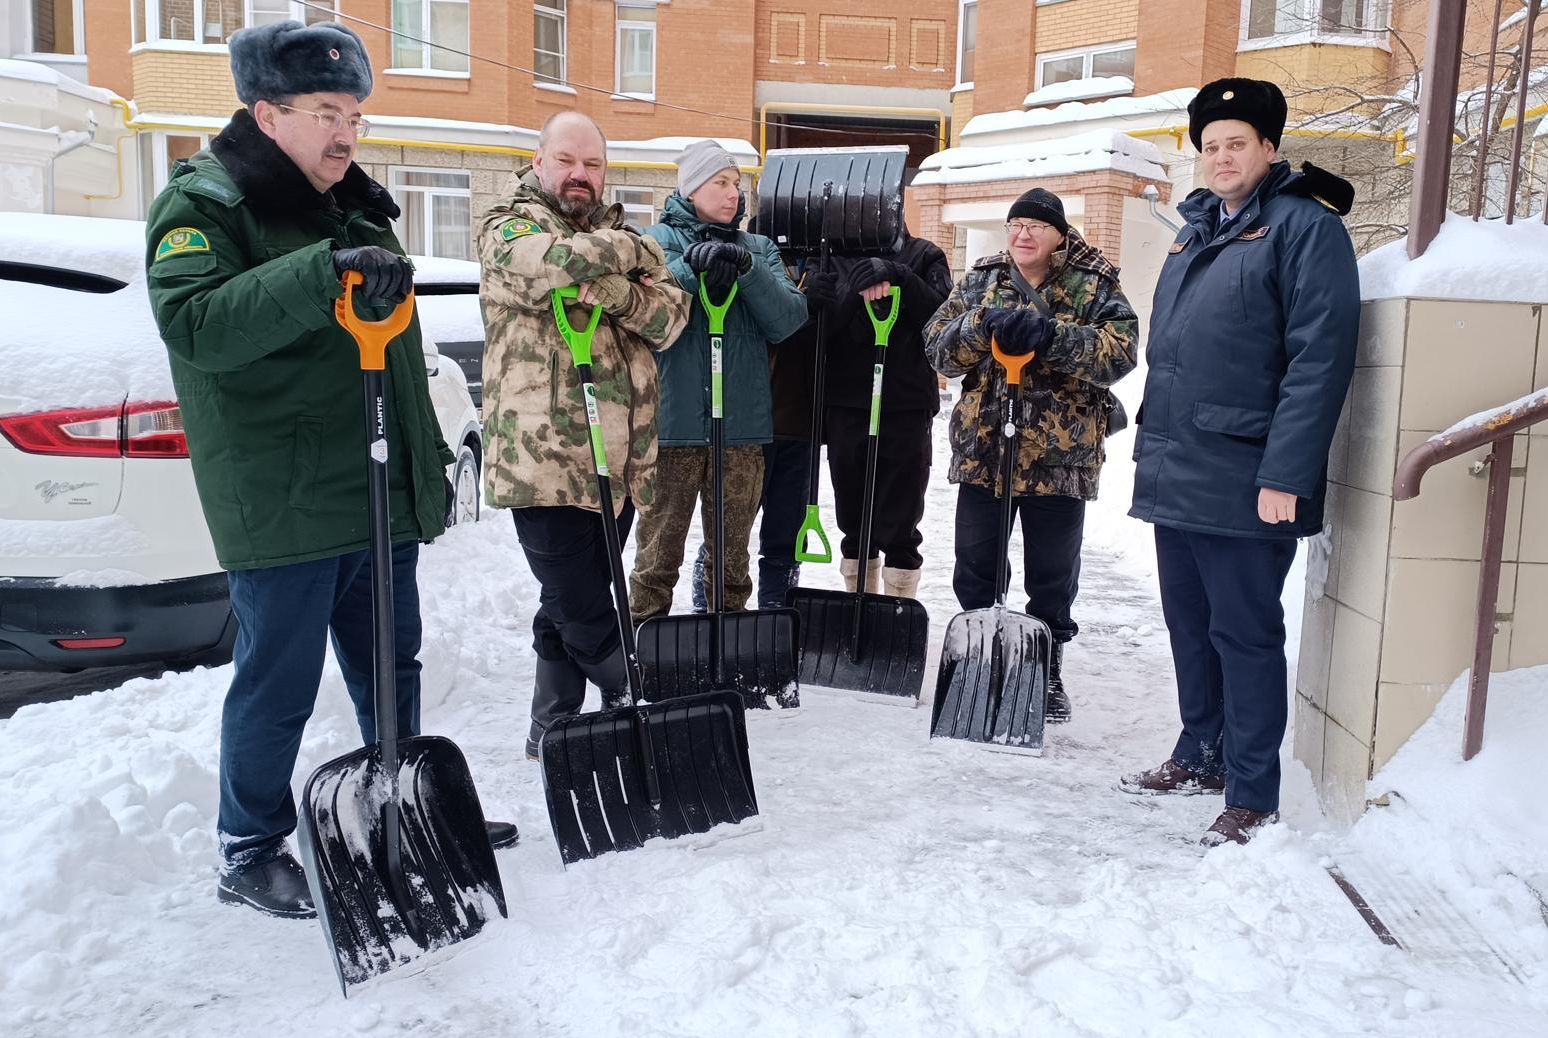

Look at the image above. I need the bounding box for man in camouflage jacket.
[925,188,1137,722]
[476,111,689,757]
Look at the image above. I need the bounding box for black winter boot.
[581,645,631,711]
[1045,641,1072,723]
[217,851,316,918]
[528,655,588,759]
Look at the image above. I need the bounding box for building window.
[246,1,338,29]
[615,3,657,99]
[1244,0,1387,42]
[612,187,656,228]
[31,0,84,55]
[144,131,212,205]
[391,168,473,261]
[390,0,470,73]
[144,0,245,45]
[1035,41,1136,88]
[956,0,977,87]
[535,0,566,84]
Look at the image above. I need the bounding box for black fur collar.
[210,108,399,220]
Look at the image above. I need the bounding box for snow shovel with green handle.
[787,285,930,700]
[930,335,1053,754]
[297,271,506,996]
[637,279,802,710]
[539,285,758,866]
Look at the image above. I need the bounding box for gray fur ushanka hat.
[228,20,374,106]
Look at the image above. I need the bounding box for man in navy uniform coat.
[1123,78,1359,846]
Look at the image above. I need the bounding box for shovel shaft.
[848,287,900,661]
[710,333,727,687]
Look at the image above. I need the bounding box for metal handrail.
[1392,390,1548,760]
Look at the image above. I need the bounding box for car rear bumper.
[0,572,235,671]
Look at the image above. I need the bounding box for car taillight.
[124,401,187,457]
[0,401,189,458]
[0,404,123,457]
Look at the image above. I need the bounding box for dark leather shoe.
[486,820,520,850]
[217,852,316,919]
[1201,807,1279,847]
[1118,758,1225,796]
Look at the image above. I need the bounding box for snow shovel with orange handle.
[929,335,1053,754]
[297,271,506,996]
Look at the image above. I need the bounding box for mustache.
[563,179,595,195]
[324,146,352,159]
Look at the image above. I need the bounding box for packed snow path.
[3,438,1544,1036]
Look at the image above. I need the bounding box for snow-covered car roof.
[0,215,487,415]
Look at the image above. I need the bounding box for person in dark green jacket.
[143,20,514,919]
[626,141,808,622]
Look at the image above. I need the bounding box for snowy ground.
[3,418,1545,1038]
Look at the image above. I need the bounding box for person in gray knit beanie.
[675,139,739,199]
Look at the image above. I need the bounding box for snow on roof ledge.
[1358,213,1548,303]
[914,129,1167,187]
[1022,76,1134,109]
[962,88,1195,140]
[0,58,121,104]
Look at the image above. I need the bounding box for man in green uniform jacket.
[144,20,514,920]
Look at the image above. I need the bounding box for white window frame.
[25,0,86,56]
[145,130,213,200]
[244,1,340,29]
[140,0,229,47]
[389,166,474,261]
[954,0,977,90]
[535,0,567,85]
[1034,40,1136,90]
[614,2,657,101]
[611,186,656,227]
[1238,0,1390,52]
[389,0,471,75]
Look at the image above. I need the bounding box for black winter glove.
[802,270,842,314]
[684,240,742,294]
[847,257,908,293]
[333,245,414,304]
[980,307,1055,356]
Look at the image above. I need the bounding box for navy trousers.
[1153,525,1297,813]
[952,484,1085,643]
[219,540,422,869]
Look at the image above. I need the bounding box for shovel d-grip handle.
[335,270,416,371]
[794,503,833,564]
[864,284,901,345]
[551,284,604,366]
[990,334,1035,387]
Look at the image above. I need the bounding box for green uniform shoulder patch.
[500,218,542,241]
[154,227,212,261]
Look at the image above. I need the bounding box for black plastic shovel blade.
[636,609,801,709]
[297,735,506,995]
[540,691,758,866]
[757,147,908,256]
[930,607,1053,754]
[787,587,929,700]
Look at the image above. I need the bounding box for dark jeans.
[825,406,931,570]
[1154,525,1297,813]
[219,540,422,869]
[952,483,1085,643]
[510,503,635,665]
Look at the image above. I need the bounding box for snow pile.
[1022,76,1134,108]
[0,215,175,414]
[961,88,1195,141]
[1358,213,1548,303]
[914,130,1167,186]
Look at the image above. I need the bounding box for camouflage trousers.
[628,444,765,623]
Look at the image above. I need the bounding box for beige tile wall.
[1295,296,1548,822]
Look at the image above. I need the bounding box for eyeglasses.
[275,103,372,138]
[1005,220,1052,238]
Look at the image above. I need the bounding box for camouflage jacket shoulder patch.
[182,175,243,208]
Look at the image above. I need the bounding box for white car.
[0,213,483,672]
